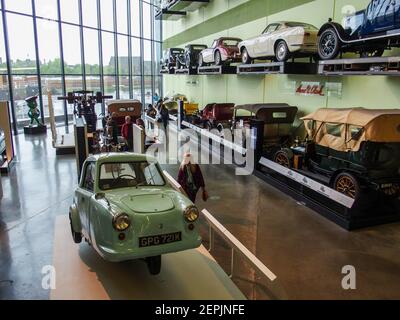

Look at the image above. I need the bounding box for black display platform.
[24,125,47,135]
[237,61,318,75]
[318,56,400,76]
[255,166,400,230]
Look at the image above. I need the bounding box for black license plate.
[139,232,182,248]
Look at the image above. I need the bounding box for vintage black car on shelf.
[274,108,400,200]
[318,0,400,59]
[232,103,298,156]
[176,44,208,69]
[160,48,184,71]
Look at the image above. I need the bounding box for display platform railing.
[163,170,278,299]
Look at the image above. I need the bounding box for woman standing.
[178,153,208,204]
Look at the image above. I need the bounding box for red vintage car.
[198,37,242,66]
[199,103,235,131]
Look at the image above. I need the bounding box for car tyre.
[318,28,340,60]
[69,213,82,244]
[186,55,191,68]
[198,54,204,67]
[333,172,360,200]
[241,47,252,64]
[214,50,222,66]
[275,40,290,62]
[147,255,161,275]
[274,150,291,168]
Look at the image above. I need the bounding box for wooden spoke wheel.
[334,173,359,199]
[274,151,291,168]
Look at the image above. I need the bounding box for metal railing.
[163,170,277,285]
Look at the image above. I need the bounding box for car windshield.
[285,22,318,30]
[99,161,165,190]
[222,39,240,46]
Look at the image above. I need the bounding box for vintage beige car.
[238,22,319,63]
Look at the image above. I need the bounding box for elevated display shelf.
[160,68,175,74]
[318,56,400,76]
[198,65,237,75]
[155,9,186,21]
[175,67,198,75]
[169,0,210,12]
[237,62,318,75]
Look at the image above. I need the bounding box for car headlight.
[184,206,199,222]
[112,213,131,231]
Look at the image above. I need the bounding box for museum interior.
[1,0,400,301]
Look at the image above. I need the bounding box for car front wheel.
[318,28,340,60]
[69,213,82,244]
[274,150,291,168]
[275,40,290,62]
[147,255,161,275]
[242,48,252,64]
[198,54,204,67]
[214,50,222,66]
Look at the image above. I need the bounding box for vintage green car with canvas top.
[69,153,202,275]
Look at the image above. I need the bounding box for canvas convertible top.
[234,103,298,124]
[302,108,400,152]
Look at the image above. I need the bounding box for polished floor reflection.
[1,130,400,300]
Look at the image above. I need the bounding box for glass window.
[325,123,343,138]
[83,28,100,75]
[104,75,116,100]
[101,0,114,32]
[35,0,58,20]
[155,76,162,99]
[153,14,161,41]
[13,75,40,127]
[119,76,129,99]
[118,35,129,74]
[37,19,61,74]
[131,0,140,37]
[62,24,82,74]
[7,14,37,75]
[65,76,83,114]
[132,76,141,101]
[131,37,141,75]
[142,2,151,39]
[0,75,10,102]
[0,16,7,75]
[102,32,116,75]
[83,162,96,191]
[99,161,164,190]
[154,41,161,74]
[4,0,32,14]
[59,0,79,24]
[82,0,98,28]
[143,40,152,75]
[86,76,102,114]
[349,125,363,140]
[116,0,128,34]
[144,76,152,105]
[41,76,64,118]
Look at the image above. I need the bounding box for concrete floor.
[1,130,400,299]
